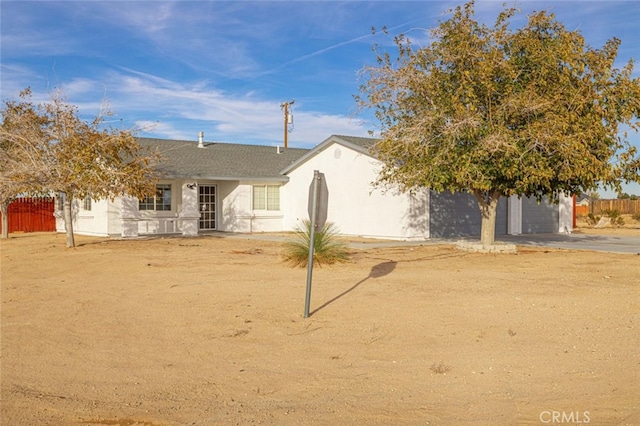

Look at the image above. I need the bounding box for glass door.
[198,185,216,230]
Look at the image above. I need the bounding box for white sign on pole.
[304,170,328,318]
[307,171,328,230]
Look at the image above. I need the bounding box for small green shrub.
[282,220,350,267]
[586,213,600,226]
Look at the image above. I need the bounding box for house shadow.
[309,260,397,316]
[428,190,509,238]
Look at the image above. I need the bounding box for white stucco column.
[408,188,429,240]
[507,195,522,235]
[179,182,200,236]
[558,192,573,233]
[120,196,140,237]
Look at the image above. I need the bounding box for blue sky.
[2,0,639,196]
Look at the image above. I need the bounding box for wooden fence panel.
[2,197,56,233]
[592,199,640,215]
[575,205,590,217]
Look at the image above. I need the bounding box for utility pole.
[280,99,294,148]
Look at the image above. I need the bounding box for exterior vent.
[198,131,204,148]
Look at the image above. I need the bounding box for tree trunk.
[62,193,75,248]
[473,189,501,247]
[1,203,8,239]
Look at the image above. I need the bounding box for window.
[82,195,92,211]
[139,184,172,211]
[253,185,280,211]
[56,193,65,211]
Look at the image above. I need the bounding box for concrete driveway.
[496,232,640,255]
[337,232,640,254]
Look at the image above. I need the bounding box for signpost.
[304,170,328,318]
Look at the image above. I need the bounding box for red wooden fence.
[575,205,590,217]
[2,197,56,233]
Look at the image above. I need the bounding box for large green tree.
[357,1,640,246]
[1,89,162,247]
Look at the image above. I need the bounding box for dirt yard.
[1,230,639,425]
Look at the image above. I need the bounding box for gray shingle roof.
[332,134,379,151]
[280,134,381,175]
[137,137,309,182]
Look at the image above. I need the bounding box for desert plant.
[602,209,625,227]
[282,220,350,267]
[632,213,640,222]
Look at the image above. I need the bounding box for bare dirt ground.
[1,228,639,425]
[573,214,640,237]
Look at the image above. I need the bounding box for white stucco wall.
[283,142,428,240]
[106,199,123,235]
[558,192,573,233]
[216,181,285,233]
[218,181,247,232]
[56,197,118,237]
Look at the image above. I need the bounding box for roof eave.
[159,173,289,183]
[280,135,376,175]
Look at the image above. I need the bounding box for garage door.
[430,191,507,238]
[521,196,558,234]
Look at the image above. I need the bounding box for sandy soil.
[1,231,639,425]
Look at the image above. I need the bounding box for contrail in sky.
[257,18,425,78]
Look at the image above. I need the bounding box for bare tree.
[1,88,163,246]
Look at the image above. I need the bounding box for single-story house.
[56,134,573,239]
[575,195,590,207]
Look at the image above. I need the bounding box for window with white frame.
[82,195,92,211]
[252,185,280,211]
[139,184,172,211]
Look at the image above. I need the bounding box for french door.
[199,185,217,230]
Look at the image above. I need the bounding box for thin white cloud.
[44,68,367,147]
[59,78,103,98]
[0,33,79,57]
[134,120,187,140]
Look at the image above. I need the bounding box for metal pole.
[283,102,288,149]
[304,170,320,318]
